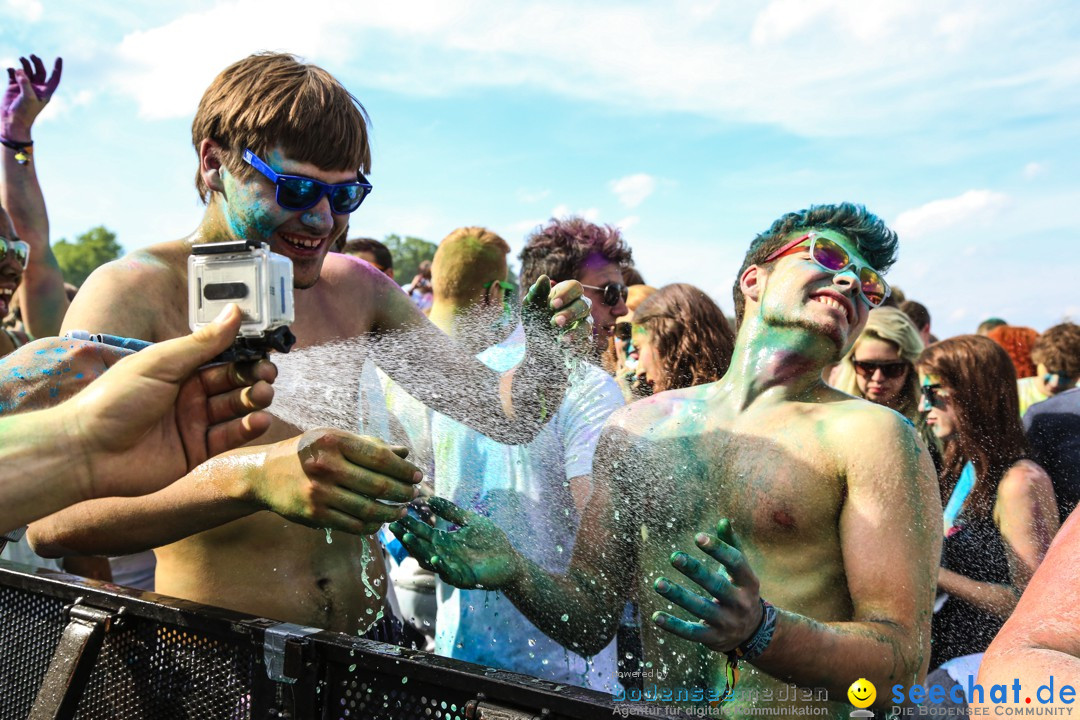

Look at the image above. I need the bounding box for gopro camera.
[188,240,297,361]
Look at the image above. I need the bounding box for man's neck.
[189,199,235,245]
[718,312,839,411]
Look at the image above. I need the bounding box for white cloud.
[893,190,1010,240]
[104,0,1080,138]
[2,0,42,22]
[1023,162,1046,179]
[609,173,657,209]
[617,215,640,231]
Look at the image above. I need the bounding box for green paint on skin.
[221,167,278,242]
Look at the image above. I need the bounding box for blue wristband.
[735,599,777,664]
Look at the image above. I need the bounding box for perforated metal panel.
[72,619,254,718]
[327,665,473,720]
[0,583,68,720]
[0,563,657,720]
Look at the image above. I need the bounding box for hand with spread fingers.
[651,518,766,654]
[390,496,521,590]
[2,54,61,138]
[250,429,423,537]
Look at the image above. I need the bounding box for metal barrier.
[0,561,661,719]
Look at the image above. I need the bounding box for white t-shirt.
[384,326,624,692]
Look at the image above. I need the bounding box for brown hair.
[519,216,633,288]
[432,226,510,303]
[192,53,371,203]
[917,335,1029,518]
[1030,322,1080,377]
[899,300,931,331]
[985,325,1039,378]
[633,283,735,392]
[732,203,898,326]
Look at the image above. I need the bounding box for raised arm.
[392,421,641,656]
[368,264,591,445]
[652,410,941,710]
[1,55,68,338]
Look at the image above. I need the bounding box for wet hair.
[899,300,931,331]
[340,237,393,270]
[192,52,371,203]
[917,335,1029,518]
[985,325,1039,378]
[977,317,1007,335]
[632,283,735,392]
[732,203,899,326]
[519,216,633,288]
[622,266,646,287]
[432,226,510,303]
[1031,322,1080,377]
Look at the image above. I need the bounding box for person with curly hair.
[629,283,735,394]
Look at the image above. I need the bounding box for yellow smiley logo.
[847,678,876,708]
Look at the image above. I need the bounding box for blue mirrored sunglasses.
[242,149,372,215]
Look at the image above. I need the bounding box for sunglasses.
[763,232,890,308]
[1044,371,1078,385]
[852,359,909,380]
[919,383,949,410]
[0,236,30,268]
[242,149,372,215]
[580,282,629,307]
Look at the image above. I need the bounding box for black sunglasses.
[243,148,372,215]
[581,282,628,307]
[852,360,909,380]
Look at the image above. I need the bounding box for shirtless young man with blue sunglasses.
[29,53,591,636]
[395,203,941,716]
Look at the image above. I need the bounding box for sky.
[2,0,1079,339]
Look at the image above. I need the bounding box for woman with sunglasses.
[831,306,941,470]
[628,283,735,395]
[916,336,1059,670]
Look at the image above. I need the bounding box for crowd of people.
[2,50,1079,717]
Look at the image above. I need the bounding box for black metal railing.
[0,561,662,719]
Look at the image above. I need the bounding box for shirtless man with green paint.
[27,53,590,635]
[394,203,942,715]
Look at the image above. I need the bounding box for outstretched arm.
[652,411,941,710]
[1,305,274,533]
[370,267,592,444]
[392,423,639,656]
[1,54,67,338]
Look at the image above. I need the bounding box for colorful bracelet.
[734,598,777,664]
[0,137,34,165]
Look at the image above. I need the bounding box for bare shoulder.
[998,460,1054,502]
[605,382,713,440]
[62,241,190,338]
[825,392,919,444]
[315,252,392,296]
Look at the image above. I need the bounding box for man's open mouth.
[279,232,326,252]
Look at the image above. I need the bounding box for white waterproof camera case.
[188,240,297,359]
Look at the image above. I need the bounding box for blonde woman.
[832,306,941,469]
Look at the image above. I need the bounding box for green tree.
[383,234,437,284]
[53,225,123,288]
